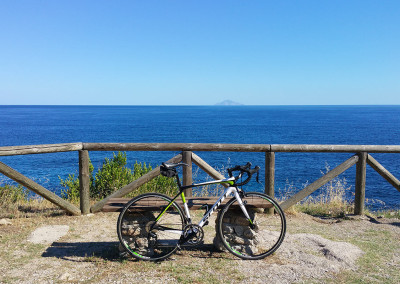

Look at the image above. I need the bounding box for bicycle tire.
[217,192,286,260]
[117,193,186,261]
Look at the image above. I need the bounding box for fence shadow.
[42,241,120,262]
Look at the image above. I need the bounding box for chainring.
[182,224,204,245]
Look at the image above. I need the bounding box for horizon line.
[1,104,400,107]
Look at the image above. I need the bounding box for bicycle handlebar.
[227,162,260,186]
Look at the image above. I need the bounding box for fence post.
[182,151,193,197]
[265,152,275,197]
[265,151,275,214]
[354,152,367,215]
[79,150,91,214]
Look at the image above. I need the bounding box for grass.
[278,166,370,218]
[1,211,398,283]
[325,229,400,283]
[0,182,65,219]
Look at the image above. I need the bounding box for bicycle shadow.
[42,241,120,262]
[42,242,233,262]
[175,244,235,260]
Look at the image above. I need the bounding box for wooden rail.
[101,196,273,212]
[0,143,399,216]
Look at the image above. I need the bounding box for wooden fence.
[0,142,399,215]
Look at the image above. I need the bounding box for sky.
[0,0,399,105]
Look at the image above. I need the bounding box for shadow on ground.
[366,215,400,228]
[42,241,120,261]
[42,242,231,262]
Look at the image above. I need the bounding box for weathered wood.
[280,155,359,211]
[90,154,182,213]
[355,152,367,215]
[271,144,400,153]
[83,142,271,152]
[79,150,91,214]
[265,152,275,197]
[367,154,400,192]
[101,197,273,212]
[191,152,228,187]
[0,161,81,215]
[182,151,193,197]
[1,143,400,156]
[265,152,275,214]
[0,143,83,156]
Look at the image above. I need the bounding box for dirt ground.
[0,212,399,283]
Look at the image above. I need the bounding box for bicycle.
[117,162,286,261]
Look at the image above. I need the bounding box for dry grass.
[278,166,356,218]
[1,211,399,283]
[0,183,65,219]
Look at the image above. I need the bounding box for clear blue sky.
[0,0,399,105]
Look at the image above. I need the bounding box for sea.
[0,105,399,211]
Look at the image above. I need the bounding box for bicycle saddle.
[162,162,187,169]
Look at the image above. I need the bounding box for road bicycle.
[117,162,286,261]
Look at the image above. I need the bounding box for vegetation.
[1,158,399,219]
[59,152,177,203]
[0,182,62,218]
[296,175,353,218]
[278,165,354,217]
[0,183,28,205]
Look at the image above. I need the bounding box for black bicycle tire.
[217,192,286,260]
[117,193,186,261]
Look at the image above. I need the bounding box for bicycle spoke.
[117,193,185,261]
[218,192,286,260]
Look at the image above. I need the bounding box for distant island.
[215,100,243,106]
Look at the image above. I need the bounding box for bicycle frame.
[154,174,254,233]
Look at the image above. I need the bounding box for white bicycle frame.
[180,176,253,229]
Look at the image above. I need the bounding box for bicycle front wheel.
[117,193,186,261]
[217,192,286,260]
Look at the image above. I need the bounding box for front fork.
[232,189,255,228]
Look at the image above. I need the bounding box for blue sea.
[0,105,399,210]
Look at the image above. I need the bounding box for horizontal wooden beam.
[0,161,81,215]
[280,155,359,211]
[90,154,182,213]
[0,143,83,156]
[271,144,400,153]
[367,154,400,192]
[102,196,273,212]
[1,143,400,155]
[83,143,271,152]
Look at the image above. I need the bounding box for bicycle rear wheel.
[217,192,286,260]
[117,193,186,261]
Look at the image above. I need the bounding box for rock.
[59,272,72,281]
[0,218,12,226]
[27,225,69,245]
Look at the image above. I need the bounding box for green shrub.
[60,159,94,203]
[129,162,177,197]
[93,152,134,198]
[0,183,28,205]
[60,152,178,202]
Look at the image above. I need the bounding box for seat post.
[175,174,182,189]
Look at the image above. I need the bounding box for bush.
[60,152,178,202]
[60,160,94,203]
[93,152,134,198]
[0,183,28,206]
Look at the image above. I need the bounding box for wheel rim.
[219,193,286,259]
[118,194,185,260]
